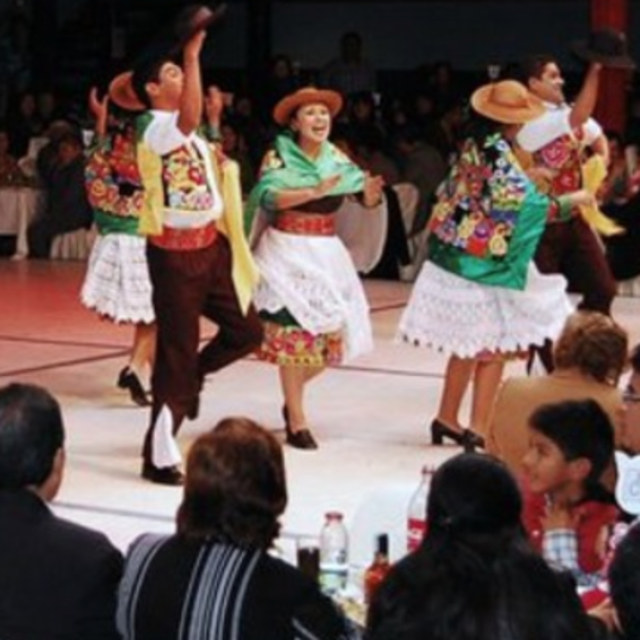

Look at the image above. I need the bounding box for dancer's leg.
[436,355,476,430]
[469,358,505,436]
[279,366,307,431]
[129,322,157,375]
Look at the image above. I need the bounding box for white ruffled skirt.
[397,261,572,358]
[253,227,373,362]
[81,234,154,324]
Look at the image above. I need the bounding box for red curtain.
[591,0,631,135]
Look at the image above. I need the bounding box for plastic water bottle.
[407,465,435,553]
[319,511,349,595]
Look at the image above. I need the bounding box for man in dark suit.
[0,382,123,640]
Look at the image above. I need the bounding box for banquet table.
[0,186,43,259]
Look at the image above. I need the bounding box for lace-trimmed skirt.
[81,234,154,324]
[397,261,572,358]
[253,227,373,365]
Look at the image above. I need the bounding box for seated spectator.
[220,119,256,197]
[620,343,640,455]
[116,416,357,640]
[0,125,22,184]
[366,453,596,640]
[487,311,628,478]
[607,522,640,640]
[521,399,618,588]
[392,124,447,233]
[28,131,93,257]
[0,382,123,640]
[600,131,640,286]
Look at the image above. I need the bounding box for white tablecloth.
[0,187,43,258]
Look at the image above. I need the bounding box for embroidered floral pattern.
[429,135,528,259]
[85,132,144,217]
[161,145,215,211]
[258,321,343,366]
[534,132,583,195]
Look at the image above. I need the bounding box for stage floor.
[1,258,639,564]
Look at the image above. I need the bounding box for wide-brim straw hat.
[571,27,635,70]
[173,3,227,52]
[109,71,145,112]
[470,80,545,125]
[273,87,343,126]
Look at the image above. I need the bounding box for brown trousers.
[143,234,263,462]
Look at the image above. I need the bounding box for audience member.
[6,89,44,157]
[366,453,596,640]
[392,124,447,232]
[28,131,93,257]
[0,124,22,184]
[619,343,640,455]
[521,399,618,588]
[320,31,377,98]
[487,311,628,476]
[607,522,640,640]
[0,382,123,640]
[116,416,357,640]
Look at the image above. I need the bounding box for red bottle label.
[407,517,425,552]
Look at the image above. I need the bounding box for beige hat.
[470,80,545,125]
[273,86,343,126]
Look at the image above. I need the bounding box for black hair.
[366,453,594,640]
[0,383,64,489]
[528,399,615,504]
[131,56,174,109]
[609,524,640,640]
[517,54,557,85]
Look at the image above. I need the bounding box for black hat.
[108,3,227,111]
[572,27,635,70]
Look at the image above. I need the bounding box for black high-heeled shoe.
[117,367,151,407]
[285,424,318,450]
[430,419,466,446]
[430,419,486,452]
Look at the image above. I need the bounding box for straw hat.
[470,80,545,125]
[109,72,145,112]
[571,28,635,70]
[273,87,343,126]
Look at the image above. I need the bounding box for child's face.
[620,370,640,454]
[522,430,579,494]
[147,62,184,108]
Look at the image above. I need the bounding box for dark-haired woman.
[366,453,597,640]
[247,86,384,450]
[116,417,357,640]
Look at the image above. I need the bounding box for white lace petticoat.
[81,234,155,324]
[397,261,572,358]
[252,227,373,362]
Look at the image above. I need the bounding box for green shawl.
[244,131,366,236]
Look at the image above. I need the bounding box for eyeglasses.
[623,387,640,404]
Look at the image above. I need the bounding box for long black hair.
[366,454,594,640]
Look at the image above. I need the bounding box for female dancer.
[247,86,384,449]
[397,80,593,449]
[81,88,156,406]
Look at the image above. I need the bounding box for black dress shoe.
[141,462,184,486]
[285,425,318,450]
[117,367,151,407]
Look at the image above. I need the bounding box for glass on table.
[296,535,320,582]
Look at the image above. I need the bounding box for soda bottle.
[319,511,349,595]
[406,465,435,553]
[364,533,390,604]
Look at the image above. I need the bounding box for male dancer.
[110,10,262,485]
[516,30,634,370]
